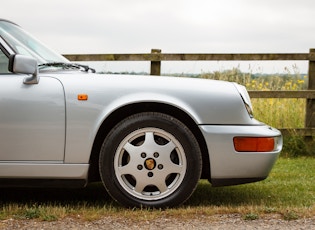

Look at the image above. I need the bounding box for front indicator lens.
[233,137,275,152]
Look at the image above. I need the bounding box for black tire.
[99,112,202,208]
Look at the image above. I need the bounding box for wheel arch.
[88,102,210,182]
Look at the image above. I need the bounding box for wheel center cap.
[145,158,156,170]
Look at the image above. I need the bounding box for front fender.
[55,74,257,163]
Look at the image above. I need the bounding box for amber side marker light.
[233,137,275,152]
[78,94,88,101]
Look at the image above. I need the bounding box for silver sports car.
[0,19,282,208]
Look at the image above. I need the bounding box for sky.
[1,0,315,74]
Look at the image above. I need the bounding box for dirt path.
[1,214,314,230]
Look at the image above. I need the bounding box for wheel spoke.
[123,142,138,155]
[158,141,184,175]
[134,180,147,194]
[154,177,169,193]
[143,132,156,149]
[117,164,134,176]
[163,162,184,174]
[158,141,176,155]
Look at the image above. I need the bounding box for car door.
[0,48,65,162]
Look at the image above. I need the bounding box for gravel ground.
[1,214,314,230]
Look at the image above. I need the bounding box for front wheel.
[99,112,202,208]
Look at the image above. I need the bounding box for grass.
[0,157,314,221]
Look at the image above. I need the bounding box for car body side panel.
[50,73,258,163]
[0,75,65,161]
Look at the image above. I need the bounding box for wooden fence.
[64,49,315,137]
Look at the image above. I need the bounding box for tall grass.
[200,67,314,157]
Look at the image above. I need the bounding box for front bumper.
[200,124,282,186]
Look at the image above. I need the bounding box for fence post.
[306,49,315,131]
[150,49,161,76]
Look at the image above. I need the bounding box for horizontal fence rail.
[248,90,315,99]
[64,49,315,137]
[63,53,311,61]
